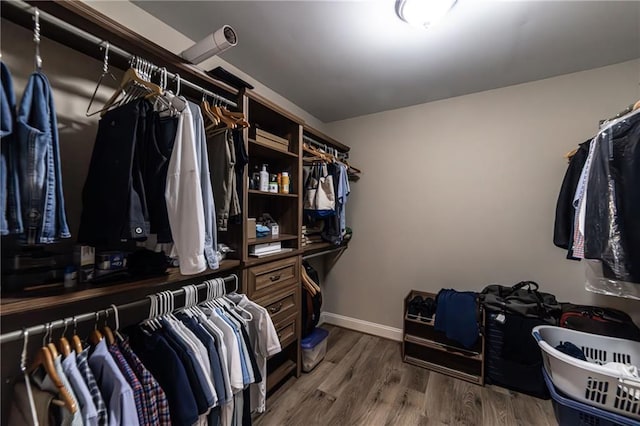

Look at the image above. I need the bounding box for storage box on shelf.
[402,290,485,385]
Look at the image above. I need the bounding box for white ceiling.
[134,1,640,122]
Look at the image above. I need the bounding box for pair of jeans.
[78,99,151,246]
[15,72,70,244]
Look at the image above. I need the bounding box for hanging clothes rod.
[0,274,238,345]
[303,246,347,260]
[303,135,349,159]
[8,0,237,108]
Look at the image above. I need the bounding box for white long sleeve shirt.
[165,103,206,275]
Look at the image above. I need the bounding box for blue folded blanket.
[434,289,479,349]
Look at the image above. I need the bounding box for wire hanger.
[20,329,40,426]
[110,304,125,341]
[86,42,118,117]
[33,7,42,72]
[144,294,160,331]
[100,55,163,116]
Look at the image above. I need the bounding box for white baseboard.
[319,312,403,342]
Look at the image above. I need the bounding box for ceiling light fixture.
[395,0,457,29]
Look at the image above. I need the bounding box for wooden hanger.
[89,312,104,346]
[564,147,578,161]
[302,268,321,294]
[47,342,59,358]
[347,164,362,175]
[634,99,640,111]
[213,105,236,129]
[89,329,103,346]
[58,337,71,357]
[100,68,163,116]
[70,317,84,354]
[303,144,332,163]
[72,335,83,354]
[29,346,78,414]
[103,326,115,346]
[201,98,219,128]
[57,319,71,357]
[221,109,250,128]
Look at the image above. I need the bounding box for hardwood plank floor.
[256,325,557,426]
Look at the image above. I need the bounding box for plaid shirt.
[108,343,149,425]
[77,348,109,426]
[119,336,172,426]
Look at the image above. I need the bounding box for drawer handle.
[269,303,283,314]
[269,274,282,282]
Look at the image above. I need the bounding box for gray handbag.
[480,281,561,322]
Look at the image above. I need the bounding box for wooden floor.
[255,325,557,426]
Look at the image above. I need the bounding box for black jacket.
[553,139,590,258]
[584,111,640,282]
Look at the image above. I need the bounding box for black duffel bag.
[561,304,640,341]
[480,281,561,324]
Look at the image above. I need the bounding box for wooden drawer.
[247,256,299,300]
[275,314,297,348]
[259,289,298,326]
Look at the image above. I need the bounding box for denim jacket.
[15,72,70,243]
[1,62,23,235]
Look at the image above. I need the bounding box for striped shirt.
[77,347,109,426]
[119,336,172,426]
[108,342,149,425]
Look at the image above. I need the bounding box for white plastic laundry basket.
[532,325,640,420]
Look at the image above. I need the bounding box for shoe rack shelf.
[402,290,485,385]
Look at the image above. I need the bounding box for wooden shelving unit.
[402,290,485,386]
[241,89,304,390]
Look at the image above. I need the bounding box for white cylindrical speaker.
[181,25,238,64]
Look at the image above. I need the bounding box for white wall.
[325,60,640,330]
[84,0,327,131]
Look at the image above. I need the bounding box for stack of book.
[249,241,293,258]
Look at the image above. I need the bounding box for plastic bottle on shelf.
[259,164,269,192]
[281,172,290,194]
[251,164,260,190]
